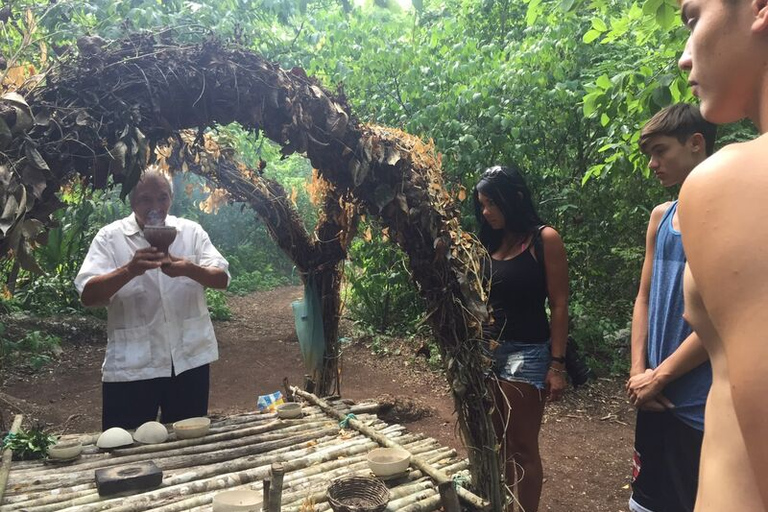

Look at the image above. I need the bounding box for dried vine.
[163,132,356,396]
[0,34,504,509]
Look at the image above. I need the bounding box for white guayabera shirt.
[75,213,230,382]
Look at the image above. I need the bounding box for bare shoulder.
[540,227,566,258]
[540,226,563,244]
[649,201,674,228]
[681,140,763,199]
[679,137,768,281]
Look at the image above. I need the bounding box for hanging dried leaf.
[135,128,150,168]
[15,237,43,273]
[120,151,143,201]
[3,66,30,90]
[199,187,229,214]
[385,148,401,166]
[75,110,92,126]
[2,92,33,134]
[349,158,368,187]
[21,165,47,199]
[394,193,408,213]
[108,141,128,177]
[20,217,44,239]
[0,196,19,236]
[39,40,47,65]
[24,143,49,171]
[0,117,12,150]
[373,184,395,211]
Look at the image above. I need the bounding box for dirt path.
[1,286,635,511]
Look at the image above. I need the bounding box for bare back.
[679,137,768,511]
[683,266,762,510]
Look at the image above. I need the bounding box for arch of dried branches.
[0,34,503,509]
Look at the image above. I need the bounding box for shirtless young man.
[676,0,768,509]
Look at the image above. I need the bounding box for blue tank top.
[647,201,712,431]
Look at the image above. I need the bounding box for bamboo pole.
[4,432,359,508]
[56,435,384,512]
[267,453,464,512]
[9,426,338,492]
[0,414,23,505]
[397,494,442,512]
[438,481,461,512]
[11,420,336,479]
[262,478,271,511]
[291,388,489,510]
[114,432,445,512]
[278,450,465,512]
[267,462,284,512]
[387,486,437,510]
[10,436,377,512]
[5,426,421,510]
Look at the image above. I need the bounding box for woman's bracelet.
[549,367,566,374]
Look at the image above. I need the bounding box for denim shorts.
[488,340,551,390]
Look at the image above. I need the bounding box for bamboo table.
[0,395,479,511]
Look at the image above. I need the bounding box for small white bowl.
[212,489,262,511]
[276,403,302,419]
[97,427,133,449]
[367,447,411,477]
[173,417,211,439]
[48,440,83,460]
[134,421,168,444]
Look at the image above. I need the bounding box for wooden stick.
[291,387,490,511]
[267,462,284,512]
[262,478,271,511]
[438,481,461,512]
[0,414,23,505]
[398,493,442,512]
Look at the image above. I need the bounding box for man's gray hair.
[129,165,174,202]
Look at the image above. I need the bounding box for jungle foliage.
[0,0,754,374]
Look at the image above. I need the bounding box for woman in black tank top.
[475,165,570,512]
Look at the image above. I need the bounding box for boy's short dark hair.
[640,103,717,156]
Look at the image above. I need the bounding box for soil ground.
[1,285,636,511]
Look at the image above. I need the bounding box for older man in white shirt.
[75,167,229,429]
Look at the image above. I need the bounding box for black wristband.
[551,355,566,364]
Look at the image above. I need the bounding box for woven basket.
[327,476,390,512]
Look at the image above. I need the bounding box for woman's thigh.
[493,378,545,454]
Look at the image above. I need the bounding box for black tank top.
[483,248,550,343]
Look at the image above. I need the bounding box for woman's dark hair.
[473,164,544,253]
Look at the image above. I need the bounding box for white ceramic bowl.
[276,403,302,419]
[367,447,411,477]
[48,440,83,460]
[173,417,211,439]
[134,421,168,444]
[97,427,133,449]
[212,489,262,511]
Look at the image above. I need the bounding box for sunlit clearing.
[354,0,413,9]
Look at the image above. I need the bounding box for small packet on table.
[257,391,284,413]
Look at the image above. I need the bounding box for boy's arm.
[630,204,670,377]
[627,331,708,405]
[679,145,768,507]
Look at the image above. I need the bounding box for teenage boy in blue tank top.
[626,103,717,512]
